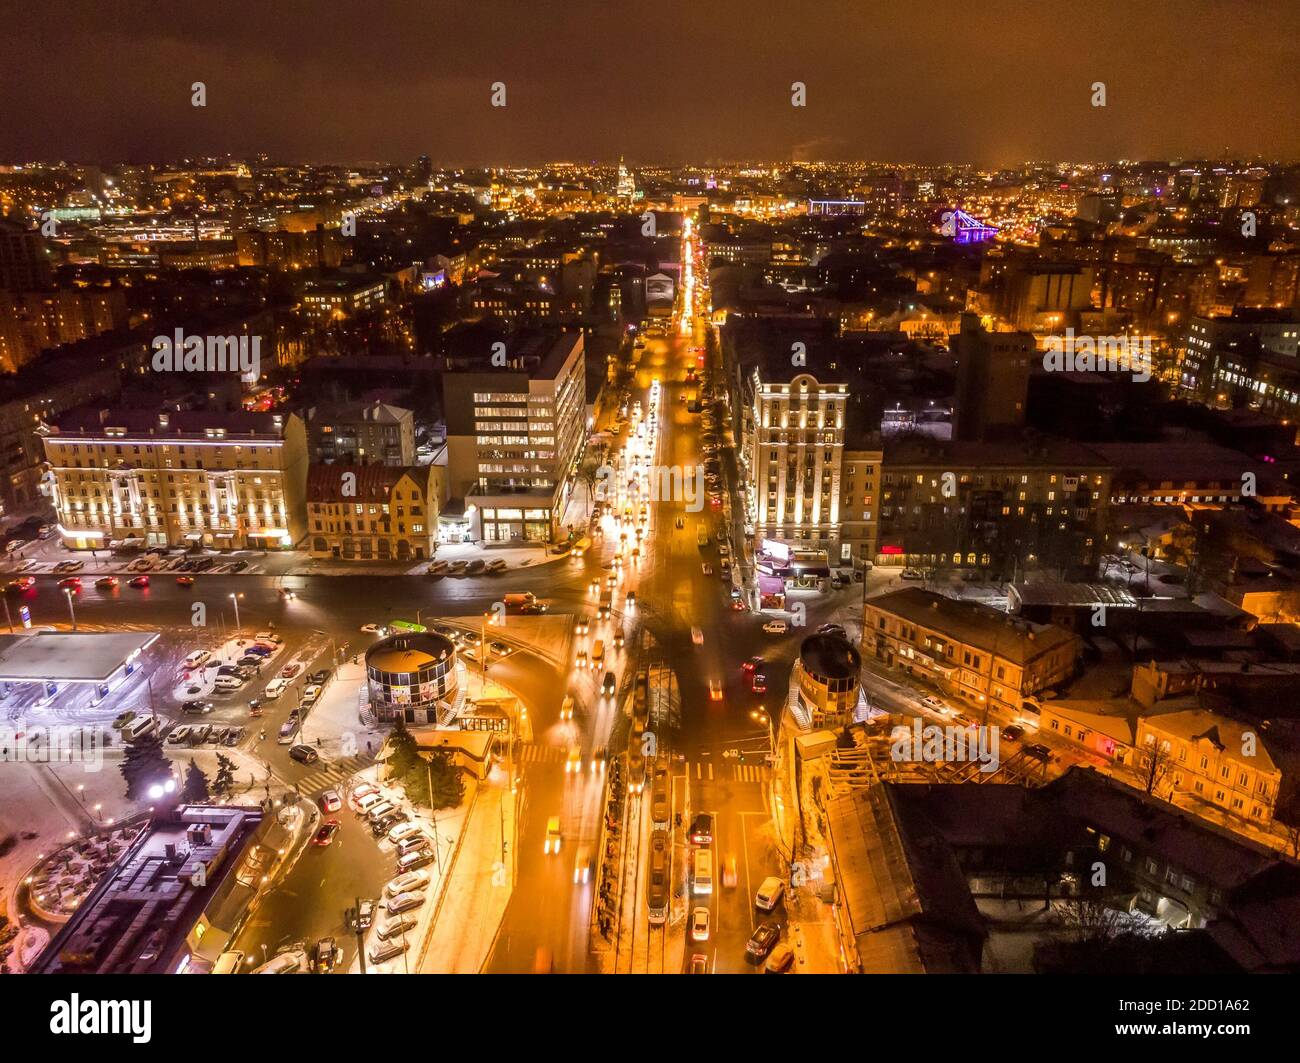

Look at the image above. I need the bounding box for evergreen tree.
[181,758,210,804]
[119,733,171,801]
[212,753,237,799]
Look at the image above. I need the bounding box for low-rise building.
[306,463,441,561]
[863,587,1080,716]
[307,400,415,467]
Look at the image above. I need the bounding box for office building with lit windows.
[40,407,308,549]
[441,329,585,543]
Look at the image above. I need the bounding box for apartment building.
[307,400,415,466]
[441,329,585,543]
[306,464,442,561]
[41,407,308,549]
[838,447,883,569]
[300,274,388,322]
[863,587,1080,715]
[878,438,1113,576]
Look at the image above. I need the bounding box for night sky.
[4,0,1298,165]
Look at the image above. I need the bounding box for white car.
[360,623,387,635]
[762,620,788,635]
[691,627,704,646]
[16,558,38,572]
[691,906,711,942]
[385,869,431,897]
[385,891,427,915]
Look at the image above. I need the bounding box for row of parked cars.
[167,722,244,747]
[427,557,507,577]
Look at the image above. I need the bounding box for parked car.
[762,620,788,635]
[745,922,781,962]
[319,789,342,813]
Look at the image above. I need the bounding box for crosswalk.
[292,753,375,795]
[517,743,568,765]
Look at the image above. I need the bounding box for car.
[489,641,513,658]
[94,576,119,590]
[53,560,84,574]
[57,576,82,590]
[175,575,195,587]
[396,848,435,873]
[745,922,781,962]
[288,744,319,765]
[319,789,342,813]
[589,577,601,594]
[602,671,617,696]
[111,710,136,730]
[817,623,848,638]
[230,560,249,574]
[312,937,338,974]
[14,559,37,572]
[372,810,409,835]
[1001,724,1025,741]
[215,674,246,690]
[708,678,723,701]
[589,747,607,775]
[742,655,764,673]
[461,631,482,649]
[360,623,387,635]
[764,944,795,973]
[900,568,925,581]
[575,617,590,635]
[722,854,738,889]
[613,630,625,649]
[544,815,562,854]
[368,939,408,966]
[280,663,301,679]
[690,906,711,942]
[625,590,636,607]
[220,726,245,747]
[167,725,192,745]
[375,916,418,943]
[565,746,582,774]
[920,695,950,715]
[691,626,704,646]
[762,620,788,635]
[354,900,376,930]
[128,575,150,588]
[573,846,594,884]
[5,575,35,593]
[255,630,283,644]
[247,699,264,718]
[689,814,714,846]
[386,890,427,914]
[243,643,274,656]
[308,669,331,685]
[1024,743,1053,762]
[953,713,980,730]
[237,656,263,668]
[180,700,213,715]
[385,869,431,897]
[701,562,713,576]
[252,949,307,975]
[688,954,709,975]
[312,819,341,847]
[755,876,786,911]
[301,684,322,705]
[559,695,575,722]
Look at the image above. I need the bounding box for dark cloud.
[2,0,1297,164]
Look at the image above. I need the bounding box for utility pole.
[64,588,77,631]
[351,899,367,975]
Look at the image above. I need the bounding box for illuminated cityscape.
[1,5,1299,1016]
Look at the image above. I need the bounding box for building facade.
[306,463,441,561]
[307,400,415,466]
[41,408,308,549]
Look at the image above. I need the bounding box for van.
[590,640,606,671]
[755,876,785,911]
[122,716,160,742]
[692,849,714,895]
[215,674,245,691]
[212,950,245,974]
[263,677,288,700]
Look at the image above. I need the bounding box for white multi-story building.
[748,370,847,550]
[40,408,308,550]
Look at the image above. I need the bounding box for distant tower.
[616,157,636,200]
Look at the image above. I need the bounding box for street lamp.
[229,592,243,634]
[64,587,77,631]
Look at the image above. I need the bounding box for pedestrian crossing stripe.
[516,743,567,764]
[687,761,768,783]
[294,754,374,793]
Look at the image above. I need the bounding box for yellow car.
[544,816,562,854]
[565,747,582,774]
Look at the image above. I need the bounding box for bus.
[646,829,670,925]
[650,758,670,830]
[692,849,714,895]
[389,619,427,634]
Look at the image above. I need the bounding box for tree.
[212,754,237,800]
[181,759,210,804]
[1139,742,1174,798]
[424,751,466,811]
[386,718,422,779]
[119,733,170,801]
